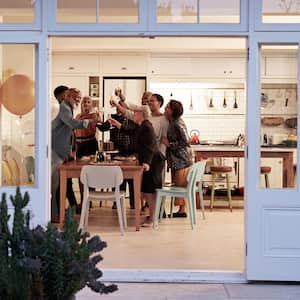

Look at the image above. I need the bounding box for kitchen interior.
[2,36,297,271]
[50,37,298,271]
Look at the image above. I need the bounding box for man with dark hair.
[53,85,78,215]
[54,85,68,103]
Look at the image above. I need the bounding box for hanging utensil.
[223,91,227,108]
[233,90,238,109]
[209,97,214,108]
[189,92,193,111]
[208,91,214,108]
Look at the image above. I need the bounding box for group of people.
[51,85,193,228]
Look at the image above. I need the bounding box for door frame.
[0,32,49,226]
[246,31,300,280]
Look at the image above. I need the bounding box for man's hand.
[142,163,150,172]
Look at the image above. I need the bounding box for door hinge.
[246,145,248,159]
[46,145,49,158]
[245,243,248,256]
[247,47,249,61]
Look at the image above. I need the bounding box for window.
[156,0,240,24]
[262,0,300,23]
[0,0,35,23]
[0,44,35,187]
[56,0,139,24]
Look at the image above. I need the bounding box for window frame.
[147,0,248,33]
[255,0,300,31]
[47,0,148,33]
[0,0,41,30]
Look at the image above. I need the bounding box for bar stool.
[210,166,233,212]
[261,166,271,188]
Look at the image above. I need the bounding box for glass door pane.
[262,0,300,23]
[0,44,35,187]
[0,0,35,23]
[156,0,240,24]
[56,0,97,23]
[99,0,139,23]
[260,45,298,189]
[199,0,240,23]
[157,0,198,23]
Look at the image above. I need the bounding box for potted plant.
[0,187,117,300]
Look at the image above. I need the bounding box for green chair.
[153,161,206,230]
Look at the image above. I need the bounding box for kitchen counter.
[191,144,296,152]
[193,145,294,188]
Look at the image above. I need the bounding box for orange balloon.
[0,74,34,115]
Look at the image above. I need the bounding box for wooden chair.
[210,165,233,212]
[261,166,271,188]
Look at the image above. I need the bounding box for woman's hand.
[108,118,121,129]
[161,136,170,147]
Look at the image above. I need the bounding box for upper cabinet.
[100,54,148,75]
[261,53,297,82]
[190,56,246,78]
[150,57,192,76]
[149,54,246,79]
[52,54,100,74]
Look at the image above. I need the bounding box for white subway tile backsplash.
[184,115,245,141]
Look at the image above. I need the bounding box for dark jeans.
[55,178,77,209]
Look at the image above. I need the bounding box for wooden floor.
[80,199,245,271]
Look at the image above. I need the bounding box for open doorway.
[50,36,247,272]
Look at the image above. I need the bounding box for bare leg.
[143,192,156,223]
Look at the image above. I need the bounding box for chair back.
[7,158,20,185]
[24,156,35,183]
[80,165,123,189]
[186,161,206,194]
[2,160,13,186]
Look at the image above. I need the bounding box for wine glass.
[107,113,114,130]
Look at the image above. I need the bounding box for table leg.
[133,172,142,231]
[283,153,294,188]
[59,169,67,225]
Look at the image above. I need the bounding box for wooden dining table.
[194,146,294,188]
[59,159,144,230]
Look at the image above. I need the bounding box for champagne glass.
[107,113,114,130]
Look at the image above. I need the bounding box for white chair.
[154,161,206,230]
[79,165,127,235]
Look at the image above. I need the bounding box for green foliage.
[0,188,117,300]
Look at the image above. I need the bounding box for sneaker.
[168,212,187,218]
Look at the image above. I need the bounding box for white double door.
[246,32,300,280]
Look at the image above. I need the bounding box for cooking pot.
[189,129,200,145]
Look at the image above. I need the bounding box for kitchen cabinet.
[150,55,246,79]
[190,56,245,79]
[150,57,192,76]
[52,54,100,74]
[101,54,148,75]
[262,54,297,79]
